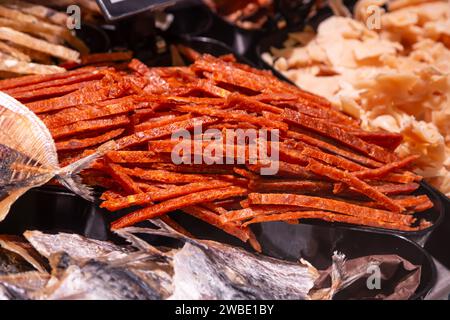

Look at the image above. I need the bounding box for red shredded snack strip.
[28,74,130,114]
[242,211,418,231]
[104,163,142,195]
[249,179,333,193]
[5,71,105,95]
[354,155,419,179]
[44,96,135,129]
[307,159,405,212]
[286,130,383,168]
[351,131,403,151]
[111,186,248,229]
[121,167,213,184]
[283,108,397,163]
[182,206,250,243]
[0,66,99,90]
[105,151,169,164]
[11,80,99,102]
[177,105,288,131]
[101,181,232,211]
[116,116,218,149]
[56,129,124,151]
[52,115,130,140]
[248,193,413,225]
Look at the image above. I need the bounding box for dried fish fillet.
[0,91,117,222]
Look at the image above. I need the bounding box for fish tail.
[56,141,117,202]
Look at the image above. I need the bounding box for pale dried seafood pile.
[0,0,89,77]
[263,0,450,196]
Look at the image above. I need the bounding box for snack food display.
[0,0,448,301]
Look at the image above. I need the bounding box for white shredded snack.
[265,0,450,196]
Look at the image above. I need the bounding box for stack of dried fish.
[0,0,89,77]
[0,223,421,300]
[0,52,434,252]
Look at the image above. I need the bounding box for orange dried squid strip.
[242,211,419,231]
[182,206,249,243]
[0,66,99,90]
[44,96,135,129]
[135,114,192,132]
[5,71,105,95]
[116,116,218,150]
[51,115,130,140]
[283,109,397,163]
[221,205,298,223]
[104,163,142,195]
[307,159,404,212]
[105,151,168,164]
[248,193,414,225]
[286,130,383,168]
[28,74,130,114]
[111,186,248,229]
[177,105,288,131]
[353,155,419,180]
[121,167,213,184]
[351,131,403,151]
[249,179,333,193]
[11,80,98,102]
[56,128,125,151]
[101,181,232,211]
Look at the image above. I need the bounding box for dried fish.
[0,222,421,300]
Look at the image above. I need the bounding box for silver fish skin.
[117,226,319,300]
[23,230,132,261]
[0,91,118,222]
[5,227,381,300]
[22,231,173,300]
[170,242,318,300]
[31,252,170,300]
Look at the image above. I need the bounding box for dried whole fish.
[0,92,117,222]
